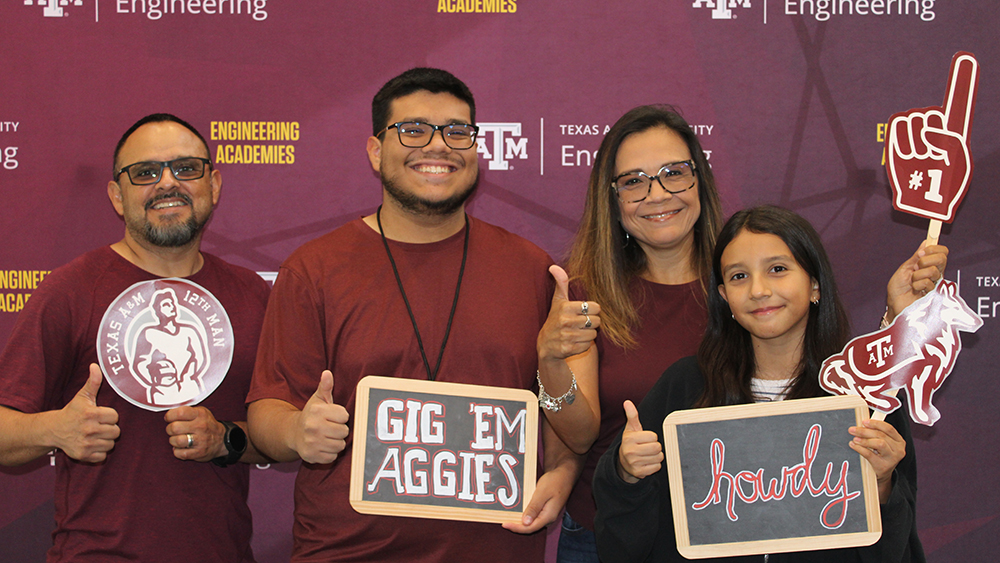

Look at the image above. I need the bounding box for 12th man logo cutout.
[97,279,234,411]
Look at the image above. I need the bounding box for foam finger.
[943,52,979,138]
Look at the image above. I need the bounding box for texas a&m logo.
[476,122,528,170]
[24,0,83,18]
[692,0,751,20]
[97,279,233,411]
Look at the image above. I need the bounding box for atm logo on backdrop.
[692,0,751,20]
[477,123,529,171]
[24,0,269,21]
[692,0,936,22]
[25,0,83,17]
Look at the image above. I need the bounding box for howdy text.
[692,424,861,529]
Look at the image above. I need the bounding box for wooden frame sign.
[663,395,881,559]
[350,376,538,524]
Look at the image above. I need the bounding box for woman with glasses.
[536,106,946,562]
[535,105,723,562]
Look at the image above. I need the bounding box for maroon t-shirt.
[565,277,707,530]
[0,247,269,563]
[248,217,551,562]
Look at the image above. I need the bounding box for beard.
[380,165,479,217]
[127,192,211,248]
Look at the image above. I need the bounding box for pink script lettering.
[691,424,861,529]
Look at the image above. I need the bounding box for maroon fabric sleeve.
[565,277,707,530]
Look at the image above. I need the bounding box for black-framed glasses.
[611,160,697,203]
[382,121,480,150]
[115,157,212,185]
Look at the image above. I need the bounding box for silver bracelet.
[537,368,577,412]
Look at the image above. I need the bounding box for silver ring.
[581,301,589,315]
[186,434,194,449]
[584,315,592,329]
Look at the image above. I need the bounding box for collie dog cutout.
[820,279,982,425]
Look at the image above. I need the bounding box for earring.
[731,313,735,320]
[811,298,820,306]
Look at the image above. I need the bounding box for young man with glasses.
[0,114,269,562]
[247,67,580,562]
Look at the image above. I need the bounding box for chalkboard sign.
[663,395,881,559]
[350,376,538,524]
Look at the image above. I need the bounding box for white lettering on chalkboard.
[376,399,446,444]
[367,399,526,508]
[470,403,527,453]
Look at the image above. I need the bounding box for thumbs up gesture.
[294,370,350,464]
[537,265,601,362]
[617,400,663,483]
[56,364,120,462]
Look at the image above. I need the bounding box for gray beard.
[130,193,210,248]
[381,168,479,217]
[134,213,204,247]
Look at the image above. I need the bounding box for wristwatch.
[211,421,248,467]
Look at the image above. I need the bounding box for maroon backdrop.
[1,1,997,561]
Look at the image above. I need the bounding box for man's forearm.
[0,406,59,466]
[247,399,304,463]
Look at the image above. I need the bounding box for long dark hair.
[695,205,851,407]
[566,105,723,349]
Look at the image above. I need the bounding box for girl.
[592,206,926,563]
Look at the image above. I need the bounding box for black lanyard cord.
[376,205,469,381]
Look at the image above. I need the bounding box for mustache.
[144,192,193,211]
[406,150,466,168]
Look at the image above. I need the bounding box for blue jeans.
[557,512,599,563]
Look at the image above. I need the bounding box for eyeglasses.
[382,121,480,150]
[115,157,212,185]
[612,161,697,203]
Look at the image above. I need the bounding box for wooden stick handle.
[871,389,898,421]
[927,219,942,244]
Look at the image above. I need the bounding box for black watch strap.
[211,421,248,467]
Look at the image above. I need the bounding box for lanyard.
[376,206,469,381]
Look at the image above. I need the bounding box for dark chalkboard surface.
[350,376,538,523]
[663,395,881,559]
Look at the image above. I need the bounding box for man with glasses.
[0,113,269,562]
[247,67,579,562]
